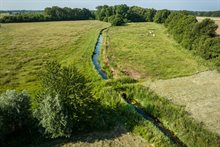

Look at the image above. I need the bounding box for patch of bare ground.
[39,127,152,147]
[148,70,220,135]
[121,68,142,80]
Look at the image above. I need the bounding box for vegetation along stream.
[92,30,187,147]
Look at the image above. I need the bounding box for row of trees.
[0,6,93,23]
[95,5,158,25]
[160,12,220,65]
[188,10,220,17]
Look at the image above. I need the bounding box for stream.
[92,33,107,80]
[92,30,186,147]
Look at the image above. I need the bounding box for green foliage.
[165,12,220,68]
[0,90,33,141]
[193,18,218,37]
[198,37,220,59]
[117,84,220,146]
[0,13,45,23]
[188,10,220,17]
[154,9,171,23]
[108,15,125,26]
[95,5,157,25]
[34,61,100,138]
[0,6,93,23]
[44,6,92,21]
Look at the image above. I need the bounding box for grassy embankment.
[101,22,211,80]
[0,20,109,94]
[100,22,220,146]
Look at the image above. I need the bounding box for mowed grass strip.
[103,22,209,80]
[0,20,109,93]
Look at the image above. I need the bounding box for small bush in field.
[34,61,100,138]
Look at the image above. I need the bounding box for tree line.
[95,5,157,25]
[188,10,220,17]
[160,11,220,67]
[0,6,93,23]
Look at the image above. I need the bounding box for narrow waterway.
[92,31,186,147]
[92,33,107,80]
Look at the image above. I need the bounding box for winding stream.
[92,30,186,147]
[92,33,107,80]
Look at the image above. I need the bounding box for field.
[149,70,220,135]
[0,20,109,93]
[197,17,220,35]
[101,22,209,80]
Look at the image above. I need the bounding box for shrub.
[34,61,100,138]
[193,19,218,37]
[0,90,32,141]
[154,9,171,23]
[108,15,125,26]
[198,37,220,59]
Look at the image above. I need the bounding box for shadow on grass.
[36,127,129,147]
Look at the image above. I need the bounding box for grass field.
[101,22,209,81]
[149,70,220,135]
[0,20,109,94]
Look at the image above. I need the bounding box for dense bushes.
[44,6,93,21]
[0,13,45,23]
[95,5,157,26]
[0,90,33,144]
[162,12,220,67]
[108,15,125,26]
[188,10,220,17]
[34,61,101,138]
[153,9,171,23]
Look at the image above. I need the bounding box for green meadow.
[0,20,109,93]
[101,22,211,80]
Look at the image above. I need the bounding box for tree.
[127,6,147,22]
[198,37,220,59]
[154,9,171,23]
[108,15,125,26]
[0,90,32,141]
[193,19,218,37]
[146,8,157,22]
[34,61,99,138]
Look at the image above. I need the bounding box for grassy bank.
[114,84,220,146]
[101,22,211,80]
[0,20,110,94]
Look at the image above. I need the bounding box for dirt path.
[148,70,220,135]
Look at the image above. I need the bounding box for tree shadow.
[37,126,129,147]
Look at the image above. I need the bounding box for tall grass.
[111,84,220,146]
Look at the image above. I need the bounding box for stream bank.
[92,30,186,147]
